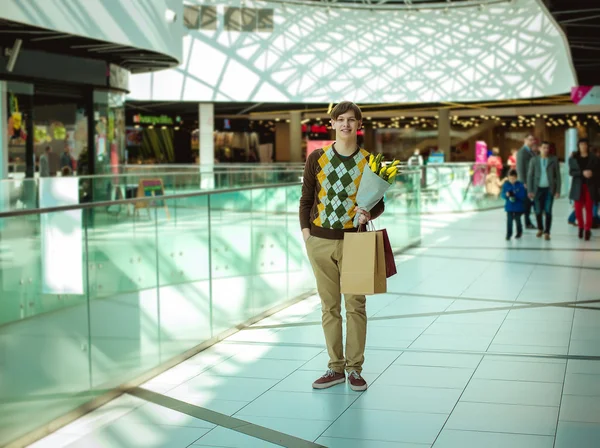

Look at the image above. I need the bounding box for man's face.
[331,111,360,139]
[525,136,535,147]
[580,142,589,152]
[509,175,517,184]
[540,144,550,156]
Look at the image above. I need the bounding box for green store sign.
[133,114,181,125]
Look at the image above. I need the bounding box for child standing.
[502,169,527,240]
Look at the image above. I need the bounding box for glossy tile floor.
[30,201,600,448]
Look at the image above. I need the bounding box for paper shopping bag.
[380,229,397,278]
[340,231,387,295]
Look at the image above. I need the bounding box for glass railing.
[0,169,305,213]
[106,163,306,173]
[0,171,422,447]
[417,162,568,213]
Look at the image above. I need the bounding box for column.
[289,111,302,163]
[437,109,451,162]
[0,82,7,221]
[535,117,548,142]
[0,81,7,179]
[199,103,214,188]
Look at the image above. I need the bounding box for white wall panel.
[129,0,576,104]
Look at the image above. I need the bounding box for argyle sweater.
[299,143,385,240]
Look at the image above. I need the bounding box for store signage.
[133,114,180,125]
[571,86,600,105]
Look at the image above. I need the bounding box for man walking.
[60,145,74,172]
[299,101,384,392]
[39,146,51,177]
[517,134,536,229]
[527,141,561,240]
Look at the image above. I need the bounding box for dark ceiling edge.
[0,18,180,74]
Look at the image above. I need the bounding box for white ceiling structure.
[128,0,577,104]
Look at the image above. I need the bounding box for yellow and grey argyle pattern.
[313,145,370,230]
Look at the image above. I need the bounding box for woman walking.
[569,139,600,241]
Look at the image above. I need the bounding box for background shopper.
[517,134,536,229]
[502,170,526,240]
[527,141,561,240]
[569,138,600,241]
[487,147,503,177]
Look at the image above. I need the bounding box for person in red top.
[487,147,503,177]
[508,148,518,172]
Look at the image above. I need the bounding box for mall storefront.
[1,58,127,179]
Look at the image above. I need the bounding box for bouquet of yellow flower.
[368,154,399,184]
[353,153,399,226]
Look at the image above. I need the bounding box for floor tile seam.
[444,426,557,438]
[367,383,467,390]
[232,414,336,424]
[49,392,159,443]
[457,399,560,410]
[414,246,600,252]
[396,270,483,446]
[317,434,430,446]
[466,377,564,384]
[400,290,460,356]
[160,353,245,392]
[405,253,599,271]
[216,340,600,361]
[487,343,570,349]
[434,427,557,438]
[561,392,600,398]
[184,346,328,446]
[431,264,535,445]
[127,388,324,448]
[226,348,332,420]
[428,353,485,447]
[564,372,600,378]
[386,291,595,310]
[312,349,405,442]
[558,417,600,424]
[233,412,337,424]
[385,364,475,372]
[257,388,356,397]
[551,266,580,448]
[349,404,450,414]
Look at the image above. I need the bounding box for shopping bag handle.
[357,220,376,233]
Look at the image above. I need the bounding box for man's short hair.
[525,133,535,139]
[45,146,51,152]
[578,138,589,146]
[541,141,550,147]
[508,169,518,177]
[331,101,363,121]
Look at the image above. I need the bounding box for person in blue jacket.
[502,169,527,240]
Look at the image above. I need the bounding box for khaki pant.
[306,236,367,374]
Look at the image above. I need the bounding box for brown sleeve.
[299,151,319,230]
[370,198,385,221]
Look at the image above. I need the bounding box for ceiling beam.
[237,103,264,115]
[559,13,600,24]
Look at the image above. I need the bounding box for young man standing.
[299,101,384,392]
[517,134,536,229]
[527,141,561,240]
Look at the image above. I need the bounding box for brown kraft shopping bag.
[340,231,387,295]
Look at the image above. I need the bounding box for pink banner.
[571,86,600,105]
[474,141,488,186]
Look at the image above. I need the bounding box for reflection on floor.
[29,200,600,448]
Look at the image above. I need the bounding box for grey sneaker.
[312,369,345,389]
